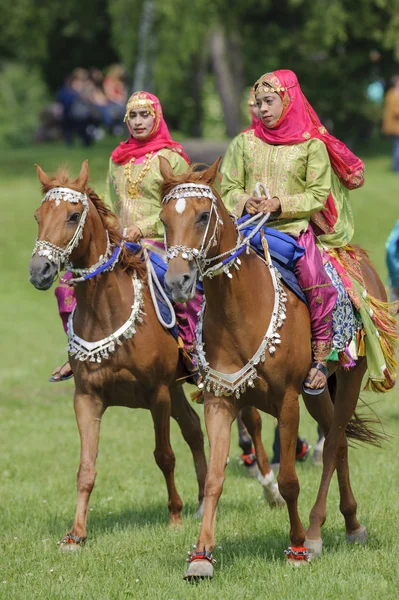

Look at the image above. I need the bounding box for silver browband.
[162,183,217,204]
[42,186,89,207]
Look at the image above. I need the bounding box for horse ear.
[74,160,89,189]
[35,164,52,187]
[158,155,175,181]
[197,156,223,185]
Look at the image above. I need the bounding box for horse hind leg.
[236,411,258,477]
[151,386,183,527]
[303,361,368,558]
[240,406,285,507]
[59,391,105,551]
[170,386,207,517]
[335,363,369,544]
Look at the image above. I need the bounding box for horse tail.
[345,408,388,447]
[328,372,388,447]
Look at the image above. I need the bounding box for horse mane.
[40,164,146,278]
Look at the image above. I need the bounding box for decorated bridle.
[162,182,270,280]
[32,187,90,267]
[31,186,120,283]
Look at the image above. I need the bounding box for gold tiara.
[124,92,155,121]
[254,82,286,95]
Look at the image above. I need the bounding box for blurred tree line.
[1,0,399,145]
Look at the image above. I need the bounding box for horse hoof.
[57,533,85,552]
[312,449,323,467]
[257,470,286,508]
[58,541,82,552]
[195,499,205,519]
[169,518,183,529]
[304,538,323,559]
[245,462,259,478]
[184,560,214,581]
[346,524,368,545]
[285,546,310,566]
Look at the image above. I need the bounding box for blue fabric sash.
[386,219,399,288]
[237,214,305,268]
[237,216,306,303]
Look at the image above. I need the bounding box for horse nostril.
[42,261,51,275]
[182,273,191,285]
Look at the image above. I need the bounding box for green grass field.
[1,140,399,599]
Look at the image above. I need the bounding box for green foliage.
[107,0,399,140]
[0,63,48,147]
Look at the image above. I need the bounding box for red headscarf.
[111,91,190,165]
[253,70,364,190]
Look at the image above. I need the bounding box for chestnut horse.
[159,157,391,579]
[29,161,208,549]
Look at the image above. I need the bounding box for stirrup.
[302,362,328,396]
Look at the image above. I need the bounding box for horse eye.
[68,212,81,223]
[198,212,210,224]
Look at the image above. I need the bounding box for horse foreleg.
[302,386,335,556]
[184,396,236,581]
[277,391,307,561]
[170,386,207,515]
[151,386,183,527]
[59,392,105,551]
[241,406,285,507]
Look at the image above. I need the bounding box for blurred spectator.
[386,219,399,314]
[35,64,129,145]
[103,64,127,132]
[56,69,94,147]
[382,75,399,172]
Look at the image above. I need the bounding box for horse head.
[159,156,230,302]
[29,161,91,290]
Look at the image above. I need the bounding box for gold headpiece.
[253,73,288,96]
[124,92,156,121]
[247,89,256,106]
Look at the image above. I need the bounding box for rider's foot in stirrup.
[302,361,328,395]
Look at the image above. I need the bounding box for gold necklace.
[124,151,154,198]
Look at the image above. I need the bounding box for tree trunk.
[209,25,243,137]
[191,47,208,138]
[132,0,155,93]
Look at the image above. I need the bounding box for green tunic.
[104,148,189,240]
[221,129,354,248]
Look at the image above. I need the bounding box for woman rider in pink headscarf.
[52,91,197,381]
[222,69,364,394]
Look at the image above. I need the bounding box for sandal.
[49,361,73,383]
[302,361,328,396]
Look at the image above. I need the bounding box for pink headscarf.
[253,70,364,190]
[111,91,190,165]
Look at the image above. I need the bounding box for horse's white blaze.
[175,198,186,214]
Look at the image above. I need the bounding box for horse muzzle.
[164,268,197,303]
[29,254,58,290]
